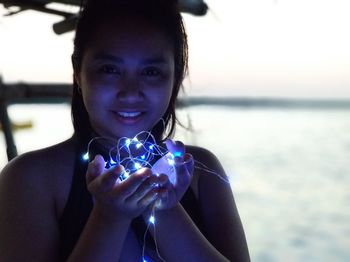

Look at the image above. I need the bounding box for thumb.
[86,155,105,185]
[173,153,194,188]
[183,153,194,174]
[165,139,185,160]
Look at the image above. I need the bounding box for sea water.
[1,104,350,262]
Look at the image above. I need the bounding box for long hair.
[71,0,188,144]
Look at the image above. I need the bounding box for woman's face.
[76,17,175,140]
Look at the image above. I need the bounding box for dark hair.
[71,0,188,144]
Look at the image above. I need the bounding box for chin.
[111,128,146,140]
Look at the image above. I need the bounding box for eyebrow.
[93,53,123,63]
[93,52,169,65]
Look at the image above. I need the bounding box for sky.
[0,0,350,99]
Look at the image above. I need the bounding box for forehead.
[85,17,174,58]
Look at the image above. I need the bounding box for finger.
[101,165,124,191]
[88,165,123,194]
[165,139,185,159]
[157,174,173,191]
[173,154,194,187]
[111,167,152,198]
[141,175,161,190]
[124,176,159,203]
[153,179,177,209]
[136,188,159,208]
[86,155,105,185]
[183,153,194,175]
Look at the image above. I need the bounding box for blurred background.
[1,0,350,261]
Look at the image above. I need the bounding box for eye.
[142,67,161,77]
[99,64,121,74]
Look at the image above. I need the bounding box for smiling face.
[75,17,175,140]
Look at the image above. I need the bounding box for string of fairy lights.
[82,130,230,261]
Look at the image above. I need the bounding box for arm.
[143,146,250,262]
[66,203,131,262]
[0,151,157,262]
[145,203,230,262]
[67,155,159,261]
[197,148,250,261]
[0,154,60,262]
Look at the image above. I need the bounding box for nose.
[117,76,144,103]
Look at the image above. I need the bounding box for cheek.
[157,85,174,115]
[81,75,112,109]
[81,85,106,117]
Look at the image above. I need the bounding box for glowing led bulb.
[149,215,155,225]
[173,151,182,158]
[134,162,142,169]
[136,143,142,149]
[125,139,131,147]
[167,158,175,166]
[82,152,89,161]
[109,158,117,165]
[120,171,130,181]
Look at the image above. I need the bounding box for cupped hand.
[86,155,160,220]
[154,140,194,210]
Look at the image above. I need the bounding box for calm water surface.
[1,104,349,262]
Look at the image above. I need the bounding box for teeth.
[118,112,142,117]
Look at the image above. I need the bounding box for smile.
[112,110,145,125]
[117,112,142,118]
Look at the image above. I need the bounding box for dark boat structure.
[0,0,208,34]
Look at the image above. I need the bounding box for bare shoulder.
[185,145,226,180]
[186,144,215,159]
[185,144,250,261]
[1,138,75,177]
[185,144,230,209]
[0,139,75,197]
[0,138,75,261]
[0,138,76,217]
[185,144,232,202]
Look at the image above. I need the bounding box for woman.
[0,0,250,261]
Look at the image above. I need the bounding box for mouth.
[112,111,145,124]
[117,112,142,118]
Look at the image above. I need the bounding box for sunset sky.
[1,0,349,98]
